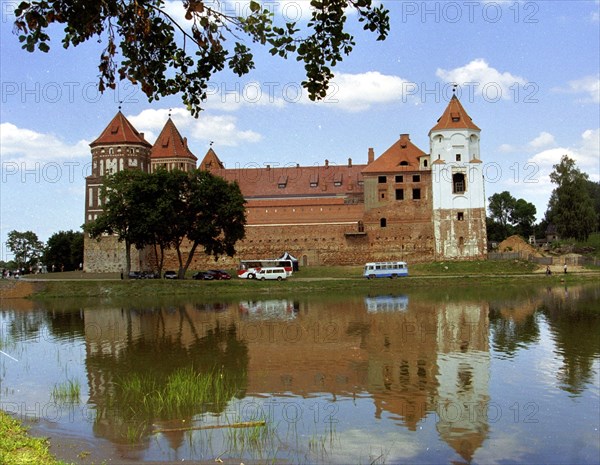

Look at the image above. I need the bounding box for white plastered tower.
[430,95,487,259]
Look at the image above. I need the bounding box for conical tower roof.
[429,95,480,134]
[90,111,152,147]
[151,118,198,161]
[199,147,225,171]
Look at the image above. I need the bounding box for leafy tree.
[172,170,246,278]
[585,180,600,232]
[6,230,44,271]
[487,191,536,241]
[84,168,246,278]
[546,155,596,241]
[43,230,84,271]
[13,0,390,116]
[511,198,537,238]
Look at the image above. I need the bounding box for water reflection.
[1,284,599,464]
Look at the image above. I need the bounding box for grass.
[117,366,242,420]
[50,379,81,404]
[17,259,598,302]
[0,410,72,465]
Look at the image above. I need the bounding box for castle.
[83,95,487,272]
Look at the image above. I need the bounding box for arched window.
[453,173,466,194]
[380,218,387,228]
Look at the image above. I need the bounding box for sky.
[1,0,599,261]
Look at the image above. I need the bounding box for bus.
[238,259,293,279]
[363,261,409,279]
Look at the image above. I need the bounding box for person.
[563,263,567,274]
[546,265,552,275]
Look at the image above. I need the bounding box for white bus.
[238,259,293,279]
[363,261,409,279]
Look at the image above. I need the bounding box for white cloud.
[555,75,600,103]
[302,71,412,112]
[436,59,527,100]
[528,128,600,185]
[497,132,556,153]
[0,122,90,165]
[527,131,556,149]
[128,107,262,147]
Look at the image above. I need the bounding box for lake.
[1,282,599,464]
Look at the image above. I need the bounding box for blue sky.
[1,0,599,261]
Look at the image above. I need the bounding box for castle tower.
[150,118,198,172]
[430,95,487,259]
[83,111,152,272]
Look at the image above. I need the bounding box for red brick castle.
[84,96,487,272]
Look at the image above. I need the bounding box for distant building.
[83,96,487,272]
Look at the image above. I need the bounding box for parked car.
[164,270,178,279]
[207,269,232,280]
[128,271,142,279]
[192,271,214,280]
[142,271,160,279]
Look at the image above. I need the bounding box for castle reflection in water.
[80,293,492,462]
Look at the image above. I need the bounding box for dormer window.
[310,173,318,187]
[278,175,288,189]
[399,161,409,166]
[334,173,343,187]
[451,112,460,122]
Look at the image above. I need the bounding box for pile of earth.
[498,235,542,257]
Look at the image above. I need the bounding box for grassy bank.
[0,411,70,465]
[5,260,597,300]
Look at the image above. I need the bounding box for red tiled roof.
[90,111,152,147]
[429,95,480,133]
[361,134,426,174]
[209,164,366,198]
[199,148,225,170]
[151,118,198,161]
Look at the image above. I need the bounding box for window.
[395,175,403,183]
[423,160,428,167]
[456,154,461,161]
[457,212,464,221]
[412,188,421,200]
[380,218,387,228]
[395,189,404,200]
[412,175,420,182]
[399,161,409,166]
[453,173,466,194]
[380,191,386,200]
[378,175,387,183]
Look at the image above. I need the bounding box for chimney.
[400,133,409,148]
[325,159,329,168]
[140,132,145,140]
[266,164,270,170]
[183,137,188,148]
[368,148,375,164]
[348,158,352,167]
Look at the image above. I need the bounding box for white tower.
[430,95,487,259]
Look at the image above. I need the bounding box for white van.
[255,267,287,281]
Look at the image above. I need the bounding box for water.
[1,284,599,464]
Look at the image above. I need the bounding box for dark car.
[207,269,232,280]
[128,271,142,279]
[192,271,215,280]
[164,270,178,279]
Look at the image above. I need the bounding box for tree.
[13,0,390,117]
[511,198,537,238]
[172,170,247,278]
[488,191,516,240]
[546,155,596,241]
[84,168,246,278]
[6,230,44,271]
[43,230,84,271]
[585,180,600,232]
[487,191,536,241]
